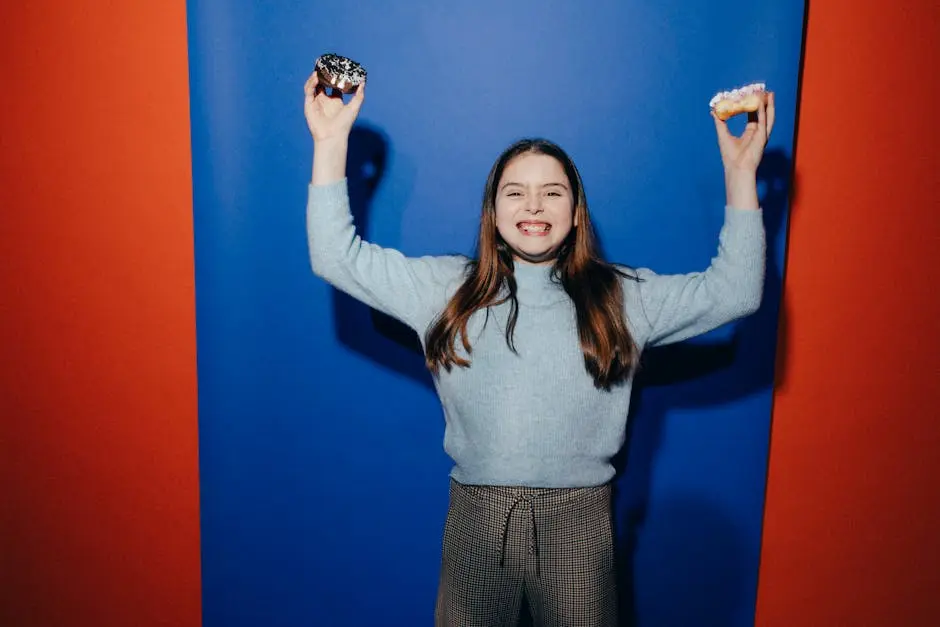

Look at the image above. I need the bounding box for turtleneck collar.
[510,261,568,306]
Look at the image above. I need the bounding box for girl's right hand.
[303,71,365,143]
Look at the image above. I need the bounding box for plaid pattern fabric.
[434,479,618,627]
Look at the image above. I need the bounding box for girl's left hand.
[713,91,775,173]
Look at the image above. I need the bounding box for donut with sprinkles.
[315,53,367,94]
[709,82,767,121]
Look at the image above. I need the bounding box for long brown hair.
[424,138,640,389]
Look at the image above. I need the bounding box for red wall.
[757,0,940,624]
[2,1,937,626]
[0,3,202,627]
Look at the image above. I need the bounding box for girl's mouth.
[517,221,551,236]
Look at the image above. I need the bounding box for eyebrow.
[499,181,570,190]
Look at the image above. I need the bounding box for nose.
[525,194,543,214]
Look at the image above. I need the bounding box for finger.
[745,99,765,141]
[350,80,366,112]
[758,96,770,144]
[766,92,776,138]
[711,110,733,143]
[341,81,366,126]
[740,112,759,144]
[306,70,325,92]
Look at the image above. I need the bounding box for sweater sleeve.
[633,206,766,347]
[306,178,467,332]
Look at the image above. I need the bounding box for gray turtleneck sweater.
[307,178,765,488]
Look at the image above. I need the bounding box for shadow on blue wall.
[612,148,793,626]
[331,123,434,391]
[330,122,793,625]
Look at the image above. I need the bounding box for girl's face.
[494,153,577,265]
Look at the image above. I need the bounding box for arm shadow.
[329,124,435,392]
[611,148,797,626]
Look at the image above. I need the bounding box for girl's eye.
[507,191,522,197]
[546,191,562,197]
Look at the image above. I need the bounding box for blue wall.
[187,1,805,625]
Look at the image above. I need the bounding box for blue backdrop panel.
[187,1,804,625]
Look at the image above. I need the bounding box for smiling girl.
[303,73,773,626]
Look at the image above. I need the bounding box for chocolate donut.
[709,82,767,121]
[315,53,367,94]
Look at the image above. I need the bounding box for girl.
[303,74,774,627]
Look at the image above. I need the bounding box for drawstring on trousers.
[498,495,541,577]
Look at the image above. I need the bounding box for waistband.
[449,479,612,576]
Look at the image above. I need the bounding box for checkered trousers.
[434,478,618,627]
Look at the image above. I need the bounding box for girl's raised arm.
[304,73,464,332]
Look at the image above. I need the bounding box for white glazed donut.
[315,53,367,94]
[709,82,767,121]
